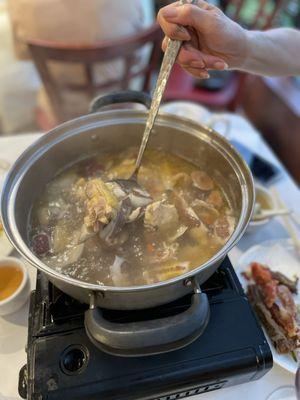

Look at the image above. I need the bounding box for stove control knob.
[60,345,89,375]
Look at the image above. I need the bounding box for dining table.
[0,111,299,399]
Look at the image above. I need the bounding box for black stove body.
[20,257,272,400]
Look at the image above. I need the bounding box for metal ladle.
[112,0,192,193]
[99,0,194,241]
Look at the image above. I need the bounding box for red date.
[32,233,50,255]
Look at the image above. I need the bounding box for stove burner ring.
[60,345,89,375]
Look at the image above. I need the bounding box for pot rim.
[1,109,254,293]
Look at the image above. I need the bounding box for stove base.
[20,257,273,400]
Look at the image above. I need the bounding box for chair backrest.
[27,23,162,123]
[223,0,286,30]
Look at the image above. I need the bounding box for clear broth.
[29,149,237,287]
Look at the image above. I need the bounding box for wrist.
[239,30,262,72]
[238,29,254,70]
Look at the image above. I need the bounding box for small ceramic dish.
[0,257,30,316]
[247,183,275,233]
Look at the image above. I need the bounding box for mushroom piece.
[206,190,223,209]
[144,201,179,232]
[127,207,144,223]
[192,199,220,225]
[143,261,190,284]
[107,180,152,223]
[213,215,236,244]
[191,170,214,191]
[111,179,152,209]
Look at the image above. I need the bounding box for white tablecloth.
[0,125,299,399]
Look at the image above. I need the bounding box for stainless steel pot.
[1,91,254,356]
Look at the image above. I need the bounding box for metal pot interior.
[1,110,254,291]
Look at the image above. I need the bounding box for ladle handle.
[132,0,193,176]
[89,90,152,113]
[84,292,210,357]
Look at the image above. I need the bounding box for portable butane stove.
[19,257,272,400]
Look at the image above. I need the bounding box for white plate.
[160,101,212,125]
[237,239,300,374]
[0,230,13,257]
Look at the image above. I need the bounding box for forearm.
[240,28,300,76]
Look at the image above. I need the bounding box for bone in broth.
[29,148,237,287]
[0,266,23,301]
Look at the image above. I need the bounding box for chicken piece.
[106,158,135,180]
[192,199,219,225]
[52,222,85,254]
[44,243,85,270]
[248,262,299,340]
[171,172,192,190]
[84,178,119,230]
[37,205,51,226]
[270,302,299,338]
[277,285,297,318]
[191,170,214,191]
[78,224,96,244]
[251,262,273,285]
[271,271,298,294]
[247,284,299,354]
[73,178,88,202]
[206,190,223,208]
[213,215,235,243]
[46,171,79,200]
[167,191,201,228]
[260,280,278,308]
[188,225,209,246]
[144,201,179,232]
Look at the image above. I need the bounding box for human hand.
[157,0,248,78]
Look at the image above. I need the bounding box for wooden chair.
[27,23,163,129]
[225,0,285,29]
[164,0,287,111]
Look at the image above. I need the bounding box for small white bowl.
[0,257,31,316]
[247,183,275,233]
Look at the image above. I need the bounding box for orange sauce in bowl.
[0,266,23,301]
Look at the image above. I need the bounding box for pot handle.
[89,90,152,113]
[84,290,210,357]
